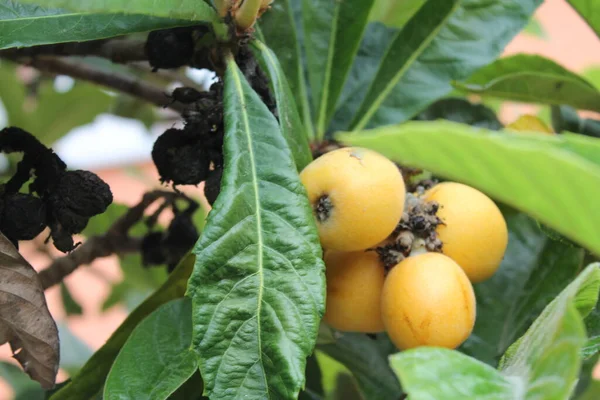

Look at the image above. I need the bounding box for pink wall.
[1,0,599,397]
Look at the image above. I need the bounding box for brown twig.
[2,56,188,114]
[39,190,187,290]
[129,62,207,91]
[0,38,147,64]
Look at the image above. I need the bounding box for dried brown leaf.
[0,233,59,389]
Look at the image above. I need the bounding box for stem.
[234,0,262,31]
[0,38,147,64]
[2,56,188,113]
[39,190,189,289]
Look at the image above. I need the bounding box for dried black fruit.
[141,231,167,266]
[145,28,195,71]
[204,168,223,205]
[49,222,80,253]
[50,171,113,218]
[163,212,199,259]
[46,170,112,241]
[0,193,47,241]
[170,87,207,104]
[152,128,210,186]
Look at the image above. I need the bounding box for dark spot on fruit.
[315,195,333,223]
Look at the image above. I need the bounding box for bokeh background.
[1,0,599,398]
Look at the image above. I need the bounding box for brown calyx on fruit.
[315,195,333,223]
[374,192,443,270]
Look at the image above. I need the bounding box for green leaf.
[105,298,198,400]
[257,0,313,138]
[251,40,312,170]
[12,0,217,21]
[567,0,600,39]
[187,58,325,399]
[578,377,600,400]
[369,0,425,28]
[523,17,547,39]
[0,62,113,145]
[49,255,195,400]
[60,283,83,316]
[390,348,515,399]
[454,54,600,112]
[57,322,93,376]
[414,98,503,130]
[0,1,197,50]
[83,203,145,237]
[299,354,325,400]
[499,264,600,399]
[302,0,375,137]
[583,306,600,360]
[328,22,397,133]
[350,0,542,130]
[552,105,600,138]
[461,209,584,366]
[318,333,402,399]
[338,120,600,255]
[0,362,44,400]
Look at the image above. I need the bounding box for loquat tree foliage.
[0,0,599,399]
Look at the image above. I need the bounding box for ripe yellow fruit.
[300,147,406,251]
[506,114,554,135]
[381,253,476,350]
[425,182,508,283]
[323,250,386,333]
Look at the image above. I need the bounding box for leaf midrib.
[316,1,340,136]
[351,0,461,131]
[229,58,269,398]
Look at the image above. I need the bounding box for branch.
[2,56,188,113]
[39,190,187,289]
[0,38,147,64]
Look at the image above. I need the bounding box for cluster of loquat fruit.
[300,147,508,350]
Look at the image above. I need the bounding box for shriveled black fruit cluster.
[150,41,278,206]
[141,201,199,272]
[145,25,213,71]
[235,46,277,117]
[152,82,224,205]
[375,192,443,270]
[0,127,113,251]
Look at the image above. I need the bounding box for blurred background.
[0,0,599,398]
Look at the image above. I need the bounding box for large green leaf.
[50,255,195,400]
[257,0,313,138]
[12,0,217,21]
[0,1,196,49]
[251,40,312,170]
[414,98,502,130]
[454,54,600,112]
[552,105,600,138]
[187,57,325,399]
[60,283,83,316]
[391,348,514,399]
[369,0,425,28]
[498,264,600,399]
[57,322,93,376]
[350,0,542,130]
[338,121,600,255]
[0,62,113,145]
[568,0,600,39]
[328,22,397,133]
[461,209,584,366]
[0,362,44,400]
[318,333,402,399]
[302,0,375,137]
[104,298,198,400]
